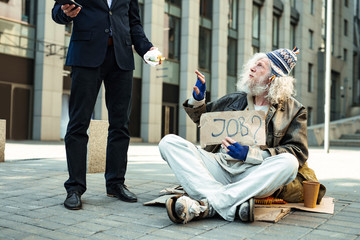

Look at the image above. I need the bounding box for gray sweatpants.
[159,134,299,221]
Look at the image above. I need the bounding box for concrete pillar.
[279,1,291,49]
[32,0,64,140]
[0,119,5,162]
[238,0,253,82]
[178,0,200,142]
[141,0,164,143]
[211,0,228,100]
[88,120,108,173]
[260,0,273,52]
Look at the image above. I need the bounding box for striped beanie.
[266,47,300,79]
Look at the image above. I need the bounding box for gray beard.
[249,84,268,96]
[247,75,269,96]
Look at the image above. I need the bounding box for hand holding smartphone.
[55,0,82,9]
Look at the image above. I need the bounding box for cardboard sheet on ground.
[199,110,266,147]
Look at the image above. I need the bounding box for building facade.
[0,0,359,142]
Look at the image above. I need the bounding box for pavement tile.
[163,224,208,236]
[166,217,228,231]
[38,230,84,240]
[277,212,327,228]
[301,229,357,240]
[137,233,183,240]
[101,227,150,239]
[317,223,360,235]
[330,214,360,223]
[88,232,127,240]
[265,224,310,234]
[56,225,98,237]
[0,227,30,240]
[148,228,198,240]
[325,219,360,229]
[22,235,51,240]
[246,232,304,240]
[290,210,332,219]
[208,221,270,237]
[197,226,256,240]
[134,214,173,228]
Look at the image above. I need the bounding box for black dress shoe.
[64,192,82,210]
[107,184,137,202]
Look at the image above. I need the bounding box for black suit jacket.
[52,0,153,70]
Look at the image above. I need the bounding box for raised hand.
[193,70,206,101]
[222,137,249,161]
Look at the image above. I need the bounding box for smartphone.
[55,0,82,9]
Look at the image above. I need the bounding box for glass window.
[252,4,260,41]
[228,0,238,30]
[344,19,348,36]
[164,15,181,60]
[308,63,313,92]
[166,0,181,7]
[199,27,212,70]
[252,4,260,52]
[290,0,296,8]
[310,0,314,15]
[344,48,347,61]
[309,29,313,49]
[290,24,296,47]
[21,0,31,22]
[272,15,280,50]
[227,37,237,76]
[200,0,213,19]
[345,0,348,7]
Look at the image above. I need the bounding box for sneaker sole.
[249,198,255,222]
[165,195,184,223]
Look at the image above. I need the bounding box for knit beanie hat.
[266,47,300,79]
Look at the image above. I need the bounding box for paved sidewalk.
[1,140,360,240]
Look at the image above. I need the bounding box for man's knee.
[159,134,178,151]
[276,153,299,177]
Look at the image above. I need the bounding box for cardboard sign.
[199,110,266,147]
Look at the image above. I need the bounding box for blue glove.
[192,77,206,101]
[227,142,249,161]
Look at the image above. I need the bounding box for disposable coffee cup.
[303,181,320,208]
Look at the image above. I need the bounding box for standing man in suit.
[52,0,156,210]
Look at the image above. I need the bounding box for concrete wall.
[308,116,360,146]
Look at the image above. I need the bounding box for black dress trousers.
[64,45,133,194]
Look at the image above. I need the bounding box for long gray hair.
[237,53,296,104]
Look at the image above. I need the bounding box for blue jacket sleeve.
[52,3,73,24]
[128,0,153,57]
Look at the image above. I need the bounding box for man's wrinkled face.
[248,58,271,95]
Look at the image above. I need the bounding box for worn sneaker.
[165,195,209,224]
[238,198,254,222]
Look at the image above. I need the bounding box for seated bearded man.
[159,48,309,223]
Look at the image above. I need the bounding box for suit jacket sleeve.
[129,0,153,57]
[52,3,73,24]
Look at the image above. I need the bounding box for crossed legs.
[159,134,298,221]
